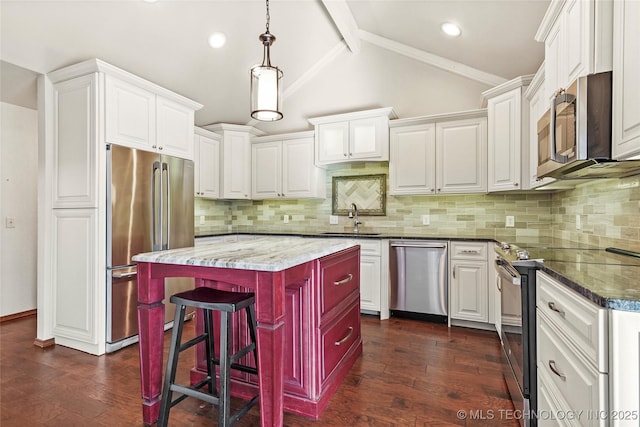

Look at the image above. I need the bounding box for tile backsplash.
[195,163,640,250]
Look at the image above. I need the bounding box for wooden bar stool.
[157,287,259,427]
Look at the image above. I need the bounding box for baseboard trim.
[0,309,37,323]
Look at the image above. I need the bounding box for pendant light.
[250,0,283,121]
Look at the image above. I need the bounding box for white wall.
[1,102,38,316]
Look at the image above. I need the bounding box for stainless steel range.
[495,242,539,427]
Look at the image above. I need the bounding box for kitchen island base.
[135,241,361,427]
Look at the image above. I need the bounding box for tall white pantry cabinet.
[37,59,202,355]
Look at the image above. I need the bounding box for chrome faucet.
[349,203,362,233]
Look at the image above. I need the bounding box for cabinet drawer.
[537,272,608,371]
[318,250,360,317]
[537,312,607,426]
[354,239,381,256]
[320,303,361,385]
[450,241,487,260]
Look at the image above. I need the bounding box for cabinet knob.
[514,182,518,186]
[430,189,434,193]
[349,153,353,156]
[152,145,157,149]
[158,146,163,150]
[343,153,348,157]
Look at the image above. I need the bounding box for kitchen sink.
[321,232,380,236]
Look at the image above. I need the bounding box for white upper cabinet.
[612,0,640,160]
[52,73,99,208]
[105,74,197,160]
[309,107,395,166]
[194,127,221,199]
[205,124,262,200]
[389,123,436,195]
[105,76,155,150]
[389,111,487,195]
[252,131,325,199]
[156,97,196,159]
[483,75,534,192]
[436,117,487,194]
[536,0,613,102]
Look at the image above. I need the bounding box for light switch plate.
[506,216,515,227]
[329,215,339,225]
[421,214,430,225]
[283,214,289,224]
[199,215,205,225]
[5,217,15,228]
[576,214,581,230]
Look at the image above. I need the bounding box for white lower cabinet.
[51,208,104,355]
[357,240,382,314]
[536,271,608,427]
[449,241,490,324]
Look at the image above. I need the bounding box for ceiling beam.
[321,0,361,54]
[359,30,508,87]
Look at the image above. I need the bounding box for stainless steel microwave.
[537,71,613,179]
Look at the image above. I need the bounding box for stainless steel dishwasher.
[389,240,448,321]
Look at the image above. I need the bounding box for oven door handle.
[495,259,521,285]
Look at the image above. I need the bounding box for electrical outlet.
[283,214,289,224]
[5,217,15,228]
[576,214,581,230]
[505,216,515,227]
[199,215,205,225]
[421,214,430,225]
[329,215,339,225]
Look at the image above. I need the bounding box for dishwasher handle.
[390,242,447,249]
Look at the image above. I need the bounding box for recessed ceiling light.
[441,22,461,37]
[208,32,227,49]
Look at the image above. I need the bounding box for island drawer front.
[318,249,360,317]
[536,271,608,372]
[319,303,361,386]
[537,312,607,423]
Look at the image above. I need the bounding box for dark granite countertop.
[195,229,640,312]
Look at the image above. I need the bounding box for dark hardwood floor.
[1,315,518,426]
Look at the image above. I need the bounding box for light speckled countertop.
[132,236,358,272]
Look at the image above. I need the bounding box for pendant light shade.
[250,0,283,121]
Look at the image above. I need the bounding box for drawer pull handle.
[548,360,566,380]
[461,250,480,254]
[548,302,565,317]
[335,326,354,346]
[333,274,353,286]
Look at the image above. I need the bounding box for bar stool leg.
[203,309,217,397]
[218,311,232,427]
[158,304,186,427]
[246,305,259,370]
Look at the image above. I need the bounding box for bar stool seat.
[158,287,260,427]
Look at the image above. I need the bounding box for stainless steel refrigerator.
[106,144,195,353]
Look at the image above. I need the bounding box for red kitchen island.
[132,237,362,427]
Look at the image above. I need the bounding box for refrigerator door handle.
[162,162,170,250]
[112,271,138,279]
[152,161,161,251]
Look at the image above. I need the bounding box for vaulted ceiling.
[1,0,549,134]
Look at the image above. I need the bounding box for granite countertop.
[194,229,640,312]
[195,228,495,242]
[132,236,358,272]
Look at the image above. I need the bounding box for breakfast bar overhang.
[132,237,362,426]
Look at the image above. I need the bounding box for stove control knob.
[500,242,511,250]
[516,250,530,260]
